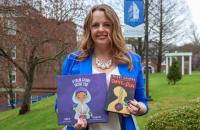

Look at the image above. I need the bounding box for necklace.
[95,57,112,70]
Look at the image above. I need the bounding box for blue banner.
[124,0,144,27]
[124,0,144,37]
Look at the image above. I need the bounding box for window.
[17,0,22,4]
[7,92,16,106]
[7,19,17,35]
[34,1,42,11]
[11,45,16,60]
[8,70,16,83]
[31,96,39,103]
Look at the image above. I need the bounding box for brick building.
[0,5,77,111]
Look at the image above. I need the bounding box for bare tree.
[0,2,76,114]
[126,38,145,59]
[43,0,87,22]
[188,24,200,45]
[148,0,189,72]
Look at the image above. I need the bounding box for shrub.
[145,99,200,130]
[167,58,182,85]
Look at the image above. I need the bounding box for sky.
[82,0,200,44]
[186,0,200,33]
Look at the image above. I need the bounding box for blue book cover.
[57,73,108,125]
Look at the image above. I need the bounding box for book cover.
[56,73,108,125]
[105,74,136,114]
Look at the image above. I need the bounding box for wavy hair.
[78,4,133,70]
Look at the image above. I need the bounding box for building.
[0,4,77,111]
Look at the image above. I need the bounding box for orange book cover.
[105,75,136,114]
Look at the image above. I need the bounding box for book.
[56,73,108,125]
[105,74,136,114]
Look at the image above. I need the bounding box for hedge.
[145,98,200,130]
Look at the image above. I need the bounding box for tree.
[43,0,87,23]
[148,0,189,72]
[188,24,200,45]
[167,58,182,85]
[41,0,87,71]
[0,3,76,114]
[126,38,145,59]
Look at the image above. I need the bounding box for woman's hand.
[127,99,146,116]
[73,118,87,130]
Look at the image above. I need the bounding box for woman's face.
[90,10,112,47]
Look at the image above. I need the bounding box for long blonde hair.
[78,4,133,70]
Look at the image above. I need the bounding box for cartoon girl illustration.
[72,87,92,119]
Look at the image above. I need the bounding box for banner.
[124,0,144,37]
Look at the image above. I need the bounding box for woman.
[61,4,148,130]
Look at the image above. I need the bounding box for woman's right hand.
[73,118,87,130]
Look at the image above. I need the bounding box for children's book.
[56,73,108,125]
[105,74,136,114]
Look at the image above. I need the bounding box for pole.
[145,0,152,101]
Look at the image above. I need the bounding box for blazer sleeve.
[56,53,88,130]
[62,52,81,75]
[62,54,73,75]
[134,55,148,114]
[55,54,72,112]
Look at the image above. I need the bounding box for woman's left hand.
[127,99,141,115]
[73,118,87,130]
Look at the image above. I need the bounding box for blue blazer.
[60,50,148,130]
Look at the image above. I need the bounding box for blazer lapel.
[118,64,133,78]
[80,53,93,74]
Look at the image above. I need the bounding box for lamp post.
[145,0,152,101]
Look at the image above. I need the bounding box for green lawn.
[0,71,200,130]
[0,96,63,130]
[136,71,200,130]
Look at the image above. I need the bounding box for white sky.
[186,0,200,32]
[83,0,200,44]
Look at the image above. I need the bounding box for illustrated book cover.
[105,74,136,114]
[56,73,108,125]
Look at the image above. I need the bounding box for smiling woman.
[59,4,148,130]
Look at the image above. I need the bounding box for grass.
[0,96,63,130]
[0,71,200,130]
[136,71,200,130]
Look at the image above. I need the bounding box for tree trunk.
[9,90,15,109]
[157,43,162,72]
[137,38,143,58]
[19,78,33,115]
[157,0,163,73]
